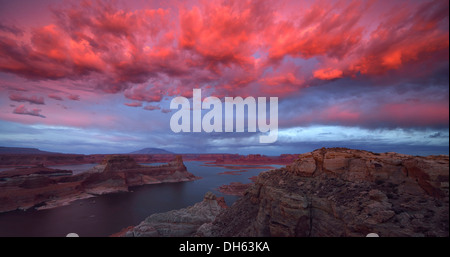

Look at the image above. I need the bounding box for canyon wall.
[0,153,297,168]
[123,148,448,237]
[0,155,197,213]
[206,148,448,237]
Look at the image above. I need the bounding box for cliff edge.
[207,148,449,237]
[0,155,198,213]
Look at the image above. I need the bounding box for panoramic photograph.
[0,0,448,243]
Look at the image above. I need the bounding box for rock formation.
[217,182,252,196]
[0,153,297,168]
[80,155,198,195]
[207,148,449,237]
[0,155,198,213]
[124,192,226,237]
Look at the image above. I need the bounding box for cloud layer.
[13,105,45,118]
[0,0,448,154]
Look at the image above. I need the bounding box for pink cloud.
[282,99,449,129]
[0,0,447,132]
[346,1,449,76]
[48,94,63,101]
[13,105,45,118]
[9,94,45,105]
[68,94,80,101]
[124,102,142,107]
[124,84,163,103]
[313,68,344,80]
[0,0,447,100]
[320,105,361,124]
[265,1,364,61]
[143,105,161,111]
[375,102,449,127]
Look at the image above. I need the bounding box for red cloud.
[376,102,449,128]
[0,1,172,89]
[9,94,45,105]
[179,0,265,71]
[124,84,163,102]
[313,68,344,80]
[124,102,142,107]
[1,1,447,94]
[13,105,45,118]
[260,72,303,86]
[68,94,80,101]
[265,1,364,61]
[0,0,447,132]
[282,99,449,129]
[347,0,449,76]
[320,105,361,124]
[0,22,23,36]
[48,94,63,101]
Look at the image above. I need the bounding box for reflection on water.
[0,164,99,174]
[140,163,168,167]
[0,161,283,237]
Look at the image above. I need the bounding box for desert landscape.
[0,147,448,237]
[0,0,448,241]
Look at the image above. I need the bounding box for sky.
[0,0,448,155]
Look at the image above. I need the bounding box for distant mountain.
[129,148,174,154]
[0,147,57,154]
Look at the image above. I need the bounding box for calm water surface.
[0,161,283,237]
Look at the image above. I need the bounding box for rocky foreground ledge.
[122,148,449,237]
[117,192,227,237]
[0,155,198,213]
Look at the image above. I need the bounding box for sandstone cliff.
[0,153,297,168]
[207,148,448,237]
[80,155,197,195]
[0,155,198,213]
[217,182,252,196]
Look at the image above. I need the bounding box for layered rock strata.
[208,148,448,237]
[0,155,197,213]
[124,148,448,237]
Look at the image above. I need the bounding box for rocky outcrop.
[0,156,198,213]
[0,164,72,179]
[124,192,226,237]
[217,182,252,196]
[212,154,297,165]
[0,165,81,212]
[207,148,449,237]
[81,155,198,194]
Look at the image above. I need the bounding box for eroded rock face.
[208,148,449,237]
[81,155,197,194]
[0,155,198,213]
[124,192,226,237]
[217,182,252,196]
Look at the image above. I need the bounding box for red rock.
[0,155,199,213]
[109,226,135,237]
[206,148,449,237]
[217,182,252,196]
[216,197,228,209]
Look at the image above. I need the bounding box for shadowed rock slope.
[124,192,226,237]
[205,148,449,237]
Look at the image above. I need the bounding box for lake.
[0,161,283,237]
